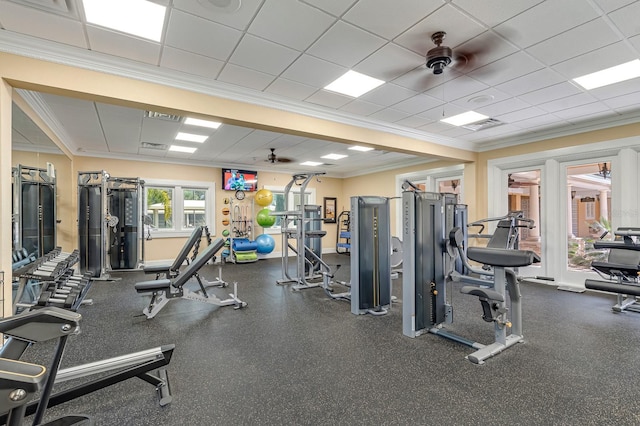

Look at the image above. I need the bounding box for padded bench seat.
[585,279,640,297]
[135,279,172,293]
[467,247,540,268]
[143,263,172,274]
[591,261,640,277]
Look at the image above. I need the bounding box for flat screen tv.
[222,169,258,191]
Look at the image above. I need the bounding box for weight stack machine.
[78,171,144,278]
[350,196,392,316]
[12,165,57,257]
[402,189,467,338]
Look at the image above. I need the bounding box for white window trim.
[145,178,215,238]
[262,185,316,235]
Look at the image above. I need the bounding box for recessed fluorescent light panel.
[441,111,489,127]
[169,145,197,153]
[300,161,323,167]
[324,70,385,97]
[321,153,347,160]
[348,146,374,152]
[175,132,208,143]
[572,59,640,90]
[82,0,166,42]
[184,117,222,129]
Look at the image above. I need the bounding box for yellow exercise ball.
[255,188,273,207]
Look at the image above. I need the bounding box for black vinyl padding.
[135,238,225,293]
[142,226,203,275]
[460,286,504,302]
[594,241,640,251]
[585,279,640,297]
[591,261,640,277]
[467,247,540,267]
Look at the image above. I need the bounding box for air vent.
[461,118,504,131]
[141,142,168,150]
[144,111,182,122]
[8,0,77,17]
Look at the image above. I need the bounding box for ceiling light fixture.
[175,132,208,143]
[184,117,222,129]
[573,59,640,90]
[321,153,348,160]
[82,0,166,42]
[324,70,385,98]
[348,145,374,152]
[441,111,489,127]
[169,145,197,153]
[300,161,323,167]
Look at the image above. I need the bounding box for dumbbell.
[36,290,80,309]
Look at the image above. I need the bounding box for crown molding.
[0,31,477,153]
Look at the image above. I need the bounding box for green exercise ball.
[256,208,276,227]
[222,229,230,237]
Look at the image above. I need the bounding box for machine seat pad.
[585,279,640,297]
[142,264,171,274]
[135,279,172,293]
[467,247,540,267]
[461,286,504,302]
[594,241,640,251]
[591,261,640,277]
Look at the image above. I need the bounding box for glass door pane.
[508,170,541,259]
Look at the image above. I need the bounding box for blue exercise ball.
[255,234,275,254]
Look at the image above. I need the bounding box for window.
[145,179,214,237]
[262,185,315,234]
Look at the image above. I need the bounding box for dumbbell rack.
[13,247,92,314]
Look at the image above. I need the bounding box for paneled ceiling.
[3,0,640,177]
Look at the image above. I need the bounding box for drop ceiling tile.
[551,40,637,78]
[518,82,582,105]
[360,84,418,107]
[452,31,519,71]
[593,0,637,12]
[307,21,386,68]
[95,103,144,153]
[368,108,411,122]
[248,0,335,51]
[138,147,168,157]
[537,92,599,113]
[424,76,488,102]
[160,46,224,78]
[449,88,512,109]
[392,66,460,92]
[467,51,545,87]
[395,4,486,55]
[229,34,300,76]
[552,102,612,120]
[0,2,86,48]
[511,113,567,130]
[300,0,358,16]
[452,0,544,27]
[526,19,621,66]
[354,43,426,81]
[394,115,433,128]
[496,106,547,123]
[441,126,475,138]
[141,117,182,144]
[217,63,276,91]
[172,0,263,30]
[494,0,600,48]
[418,104,467,121]
[630,34,640,51]
[393,94,442,114]
[38,95,106,150]
[86,27,161,65]
[587,74,640,100]
[603,90,640,110]
[305,90,353,109]
[281,54,347,87]
[565,110,618,125]
[608,1,640,37]
[495,68,566,96]
[343,0,444,40]
[165,10,242,60]
[264,78,318,100]
[339,99,385,116]
[418,121,450,133]
[475,97,532,117]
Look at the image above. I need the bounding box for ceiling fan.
[425,31,482,75]
[266,148,292,164]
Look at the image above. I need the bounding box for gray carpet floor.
[15,254,640,425]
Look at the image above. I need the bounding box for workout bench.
[135,238,247,319]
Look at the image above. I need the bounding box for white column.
[528,184,540,240]
[567,184,574,238]
[599,190,609,223]
[0,79,12,318]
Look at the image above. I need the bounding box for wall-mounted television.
[222,169,258,191]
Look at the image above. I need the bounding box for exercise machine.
[0,307,173,425]
[274,173,334,291]
[349,196,392,315]
[335,211,350,254]
[12,164,57,258]
[135,238,246,319]
[585,227,640,313]
[401,183,539,364]
[78,172,145,279]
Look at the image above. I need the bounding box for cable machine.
[12,164,57,257]
[78,171,144,278]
